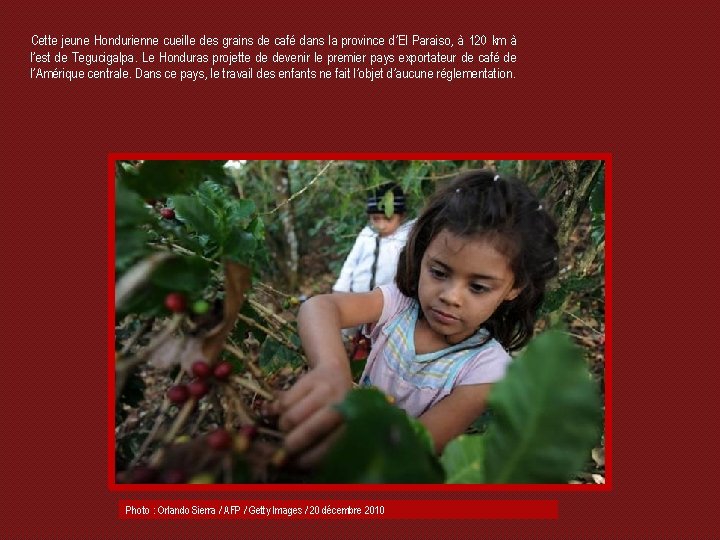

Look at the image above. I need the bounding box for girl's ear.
[504,286,522,302]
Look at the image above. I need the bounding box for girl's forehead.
[425,230,514,272]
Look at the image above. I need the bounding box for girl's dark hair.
[396,169,559,351]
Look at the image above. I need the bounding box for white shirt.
[333,219,415,293]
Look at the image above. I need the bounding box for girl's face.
[369,213,402,237]
[418,229,521,345]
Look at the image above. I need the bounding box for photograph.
[113,157,607,486]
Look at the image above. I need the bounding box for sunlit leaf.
[484,330,601,483]
[381,189,395,218]
[441,434,486,483]
[317,388,445,483]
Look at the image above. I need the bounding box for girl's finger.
[278,370,319,406]
[278,383,336,432]
[291,425,346,469]
[283,405,343,456]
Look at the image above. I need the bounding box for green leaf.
[483,330,601,483]
[248,216,265,240]
[227,199,256,225]
[540,274,599,317]
[317,388,445,483]
[116,255,212,319]
[115,228,149,274]
[150,256,212,293]
[375,161,396,180]
[409,416,436,454]
[119,160,227,199]
[349,359,367,381]
[257,336,304,372]
[224,230,257,264]
[380,190,395,218]
[441,434,486,483]
[171,195,218,238]
[116,181,154,228]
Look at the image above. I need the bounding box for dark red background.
[2,1,718,538]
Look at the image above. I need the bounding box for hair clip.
[493,175,500,182]
[537,204,543,211]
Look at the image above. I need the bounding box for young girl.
[270,170,559,466]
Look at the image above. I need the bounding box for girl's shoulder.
[369,283,414,337]
[379,282,414,313]
[455,337,512,385]
[388,218,416,241]
[358,225,376,238]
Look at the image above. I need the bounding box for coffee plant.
[115,159,603,484]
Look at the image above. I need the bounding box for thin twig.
[562,330,596,341]
[129,370,184,468]
[236,313,300,352]
[248,298,296,332]
[141,313,185,357]
[189,403,211,437]
[563,310,604,336]
[220,384,256,426]
[235,376,275,401]
[119,317,154,355]
[115,314,185,398]
[149,241,221,269]
[162,398,198,444]
[224,342,267,383]
[262,160,336,215]
[255,281,292,299]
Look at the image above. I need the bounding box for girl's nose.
[439,281,462,307]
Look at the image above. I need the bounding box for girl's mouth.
[429,307,459,325]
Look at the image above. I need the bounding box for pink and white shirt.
[360,283,512,417]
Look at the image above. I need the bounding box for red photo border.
[109,152,612,493]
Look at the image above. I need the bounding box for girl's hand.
[271,289,382,467]
[269,364,353,466]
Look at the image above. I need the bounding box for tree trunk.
[271,161,299,291]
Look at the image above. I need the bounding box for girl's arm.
[418,383,493,453]
[271,289,385,461]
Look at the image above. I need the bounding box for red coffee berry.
[160,207,175,219]
[167,384,189,405]
[207,428,233,451]
[191,360,212,380]
[164,292,186,313]
[213,361,233,381]
[187,379,210,399]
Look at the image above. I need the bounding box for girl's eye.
[429,267,446,279]
[470,283,489,294]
